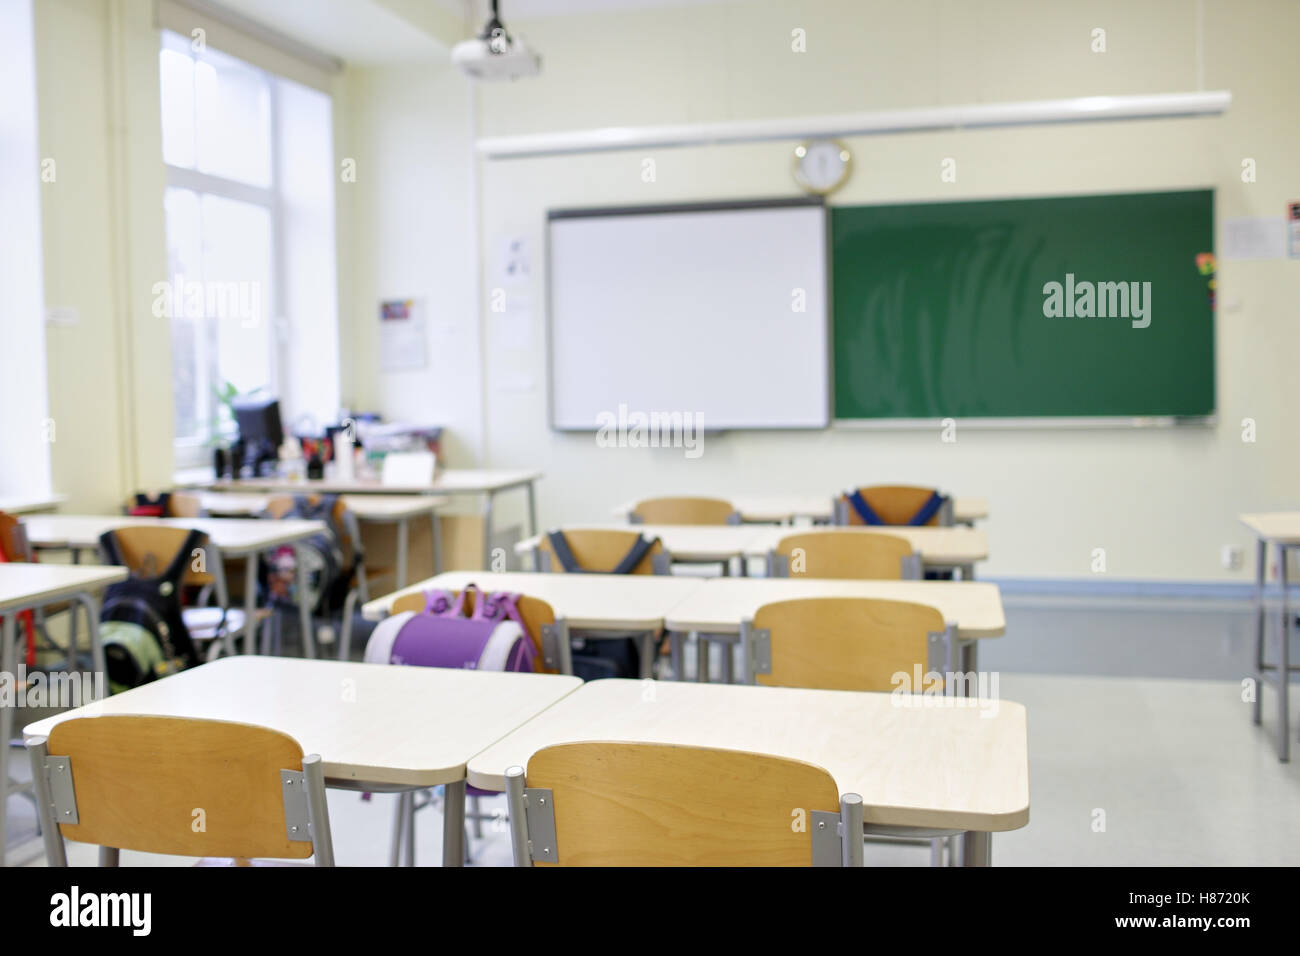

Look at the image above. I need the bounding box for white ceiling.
[447,0,736,18]
[209,0,446,63]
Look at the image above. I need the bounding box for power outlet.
[1221,545,1243,571]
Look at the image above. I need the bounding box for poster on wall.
[379,298,427,371]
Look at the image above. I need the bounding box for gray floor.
[8,594,1300,866]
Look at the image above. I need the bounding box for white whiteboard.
[548,202,829,430]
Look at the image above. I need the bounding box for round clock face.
[794,139,851,195]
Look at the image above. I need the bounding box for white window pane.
[193,49,272,187]
[199,194,274,398]
[159,47,195,169]
[163,187,203,443]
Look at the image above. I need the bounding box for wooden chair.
[768,530,922,580]
[27,715,334,865]
[534,529,671,575]
[740,596,951,693]
[505,742,863,866]
[166,492,205,518]
[629,496,740,526]
[834,485,953,527]
[99,525,249,659]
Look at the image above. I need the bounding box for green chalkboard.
[832,190,1215,419]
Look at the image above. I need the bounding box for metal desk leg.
[0,612,15,867]
[962,831,991,866]
[695,632,708,683]
[961,563,975,580]
[718,641,733,684]
[243,556,259,656]
[1253,538,1266,725]
[294,544,317,659]
[482,491,495,570]
[395,517,410,590]
[431,511,443,575]
[442,779,466,867]
[1277,544,1290,762]
[72,593,106,699]
[670,631,684,680]
[525,480,538,538]
[638,632,655,679]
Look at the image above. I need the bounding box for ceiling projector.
[452,0,541,81]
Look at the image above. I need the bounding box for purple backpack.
[364,584,537,673]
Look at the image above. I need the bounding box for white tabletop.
[199,468,541,496]
[0,563,127,614]
[24,656,583,789]
[614,494,989,524]
[467,679,1029,832]
[22,514,325,556]
[519,524,988,567]
[0,494,65,515]
[1239,512,1300,546]
[363,570,703,631]
[665,577,1005,639]
[194,491,446,522]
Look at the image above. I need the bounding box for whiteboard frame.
[545,197,831,432]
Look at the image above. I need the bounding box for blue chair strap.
[845,489,883,525]
[546,530,655,574]
[908,491,947,526]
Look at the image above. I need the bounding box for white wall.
[457,0,1300,582]
[336,61,485,471]
[0,0,52,498]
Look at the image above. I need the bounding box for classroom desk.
[1,563,126,867]
[467,679,1029,866]
[517,524,989,578]
[22,514,326,658]
[194,491,447,588]
[23,655,583,867]
[190,469,542,570]
[1239,512,1300,761]
[0,494,65,515]
[613,494,990,526]
[665,577,1004,684]
[363,571,704,677]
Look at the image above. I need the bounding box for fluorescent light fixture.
[477,90,1231,159]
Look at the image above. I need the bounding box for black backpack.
[98,528,204,688]
[544,530,662,681]
[260,494,355,615]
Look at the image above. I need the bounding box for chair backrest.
[0,510,31,561]
[391,587,560,673]
[630,496,738,525]
[746,596,947,692]
[28,715,333,864]
[535,529,667,575]
[103,524,215,589]
[507,741,860,866]
[770,530,920,580]
[837,485,950,526]
[265,493,359,567]
[167,492,205,518]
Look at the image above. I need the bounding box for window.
[159,31,338,464]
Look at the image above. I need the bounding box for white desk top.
[1239,513,1300,546]
[22,514,325,556]
[614,494,989,524]
[0,563,127,613]
[363,570,703,631]
[467,679,1030,832]
[0,494,65,515]
[197,468,541,496]
[195,491,446,521]
[665,577,1005,639]
[24,656,583,789]
[519,524,988,567]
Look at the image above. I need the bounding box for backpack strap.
[845,489,883,525]
[424,587,470,616]
[157,528,207,584]
[611,534,656,574]
[907,491,947,526]
[545,531,586,573]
